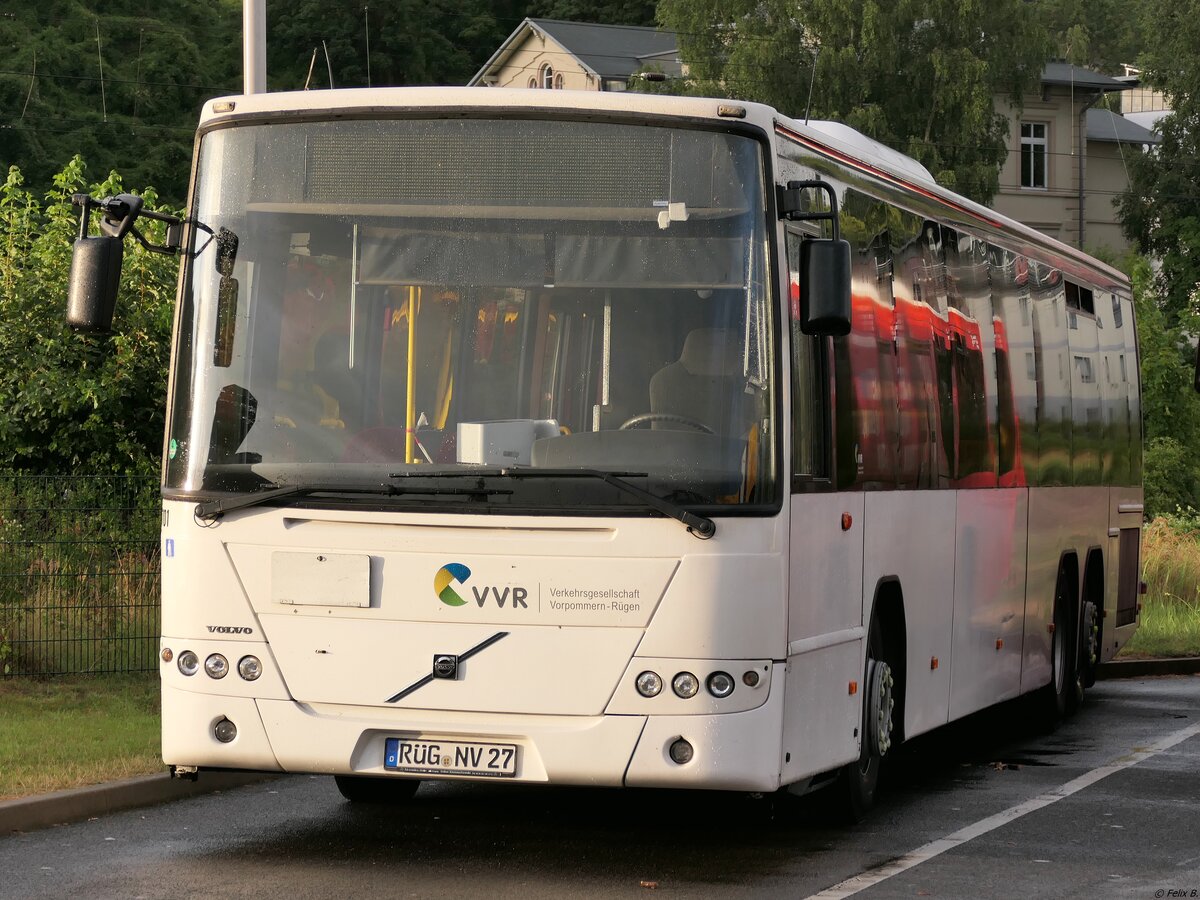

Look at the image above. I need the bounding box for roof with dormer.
[469,18,681,85]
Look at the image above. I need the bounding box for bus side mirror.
[65,192,184,335]
[800,238,852,336]
[779,179,852,336]
[66,235,124,333]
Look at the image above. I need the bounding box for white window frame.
[1020,121,1048,190]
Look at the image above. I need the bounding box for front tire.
[834,622,895,822]
[334,775,420,804]
[1037,567,1076,727]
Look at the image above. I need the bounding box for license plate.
[384,737,518,778]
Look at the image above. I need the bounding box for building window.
[541,64,554,90]
[1074,355,1094,384]
[553,72,563,89]
[1021,122,1047,189]
[527,76,536,89]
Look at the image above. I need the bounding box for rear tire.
[334,775,420,804]
[1079,598,1100,690]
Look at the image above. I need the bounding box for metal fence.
[0,474,160,676]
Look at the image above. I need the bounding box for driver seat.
[649,328,748,433]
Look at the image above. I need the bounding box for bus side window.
[786,228,828,483]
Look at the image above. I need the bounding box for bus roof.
[198,86,1129,293]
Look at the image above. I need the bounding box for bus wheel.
[836,624,895,822]
[1079,598,1100,690]
[334,775,420,804]
[1038,568,1075,726]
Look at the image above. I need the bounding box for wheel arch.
[868,577,907,744]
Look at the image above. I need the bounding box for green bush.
[0,158,179,476]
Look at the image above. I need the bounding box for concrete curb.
[0,771,272,836]
[1097,657,1200,679]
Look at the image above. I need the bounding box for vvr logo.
[434,563,529,609]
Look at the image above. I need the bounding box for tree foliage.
[0,159,178,476]
[656,0,1050,203]
[1119,0,1200,328]
[1132,257,1200,517]
[0,2,243,206]
[266,0,521,91]
[526,0,657,24]
[1037,0,1145,73]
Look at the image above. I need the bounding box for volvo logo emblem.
[432,654,458,680]
[385,633,509,703]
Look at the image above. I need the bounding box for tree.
[266,0,523,90]
[656,0,1050,204]
[525,0,657,24]
[0,3,243,206]
[1037,0,1146,74]
[1119,0,1200,327]
[1133,260,1200,516]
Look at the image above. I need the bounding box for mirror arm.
[777,180,843,241]
[73,192,189,256]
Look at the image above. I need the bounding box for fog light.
[669,738,694,765]
[205,653,229,679]
[672,672,699,698]
[636,671,663,697]
[238,655,262,681]
[706,671,735,698]
[177,651,200,677]
[213,718,237,743]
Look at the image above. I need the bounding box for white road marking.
[805,720,1200,899]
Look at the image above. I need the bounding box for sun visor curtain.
[302,123,674,208]
[357,230,747,289]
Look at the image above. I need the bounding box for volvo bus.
[67,86,1142,817]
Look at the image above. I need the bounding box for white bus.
[68,87,1142,817]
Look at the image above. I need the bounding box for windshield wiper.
[495,468,716,540]
[194,480,511,521]
[195,470,716,538]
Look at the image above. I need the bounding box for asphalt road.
[2,676,1197,899]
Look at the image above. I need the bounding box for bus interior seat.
[649,327,749,433]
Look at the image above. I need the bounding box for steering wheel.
[619,413,714,434]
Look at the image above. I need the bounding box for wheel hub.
[866,658,895,757]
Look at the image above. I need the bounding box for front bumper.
[161,664,786,792]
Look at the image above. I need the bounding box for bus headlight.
[177,651,200,677]
[672,672,699,698]
[213,718,237,743]
[636,671,663,697]
[204,653,229,679]
[237,656,262,681]
[706,671,735,698]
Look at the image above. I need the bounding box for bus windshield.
[164,117,776,512]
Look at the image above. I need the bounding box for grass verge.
[1120,513,1200,659]
[0,673,161,801]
